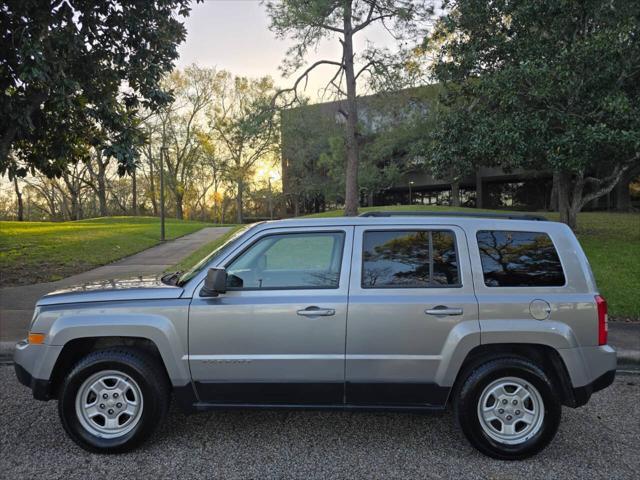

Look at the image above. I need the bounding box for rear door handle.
[297,306,336,317]
[425,306,464,316]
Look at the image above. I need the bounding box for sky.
[176,0,399,102]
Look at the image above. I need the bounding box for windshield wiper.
[160,271,182,286]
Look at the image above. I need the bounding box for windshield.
[177,225,253,286]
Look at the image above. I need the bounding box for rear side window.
[476,231,565,287]
[362,230,460,288]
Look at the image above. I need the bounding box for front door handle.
[297,306,336,317]
[425,306,464,316]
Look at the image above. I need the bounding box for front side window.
[476,230,565,287]
[226,232,345,289]
[362,230,459,288]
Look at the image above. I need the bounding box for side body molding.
[46,313,190,386]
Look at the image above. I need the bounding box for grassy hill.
[0,217,214,286]
[308,206,640,320]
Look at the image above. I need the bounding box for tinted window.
[476,231,565,287]
[362,230,459,288]
[226,232,344,289]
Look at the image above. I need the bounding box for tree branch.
[578,162,634,209]
[272,60,344,108]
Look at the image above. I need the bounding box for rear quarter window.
[476,230,565,287]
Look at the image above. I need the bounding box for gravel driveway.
[1,366,638,479]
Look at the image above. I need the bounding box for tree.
[208,73,278,223]
[150,66,217,219]
[425,0,640,229]
[265,0,432,216]
[281,103,342,214]
[1,0,195,179]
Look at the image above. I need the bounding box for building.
[281,85,636,214]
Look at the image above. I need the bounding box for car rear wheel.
[58,347,170,453]
[454,357,561,460]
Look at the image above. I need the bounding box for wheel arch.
[48,336,175,399]
[447,343,578,408]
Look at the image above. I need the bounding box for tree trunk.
[451,181,460,207]
[342,2,359,217]
[367,191,374,207]
[557,171,574,228]
[132,169,138,215]
[550,171,559,211]
[175,192,184,220]
[49,184,57,220]
[236,181,244,223]
[13,177,24,221]
[97,158,108,217]
[615,168,636,212]
[149,153,158,216]
[294,195,300,217]
[71,193,80,221]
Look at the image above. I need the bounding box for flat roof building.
[281,85,636,215]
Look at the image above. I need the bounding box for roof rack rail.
[359,211,548,221]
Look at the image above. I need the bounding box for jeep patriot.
[14,213,616,459]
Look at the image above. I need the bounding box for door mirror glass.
[200,268,227,297]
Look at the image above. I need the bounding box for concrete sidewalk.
[0,226,230,351]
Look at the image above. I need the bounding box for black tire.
[454,357,562,460]
[58,347,171,453]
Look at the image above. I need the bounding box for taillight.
[595,295,608,345]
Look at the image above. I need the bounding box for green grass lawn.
[0,216,213,286]
[308,205,640,320]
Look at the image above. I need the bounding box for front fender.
[46,313,190,386]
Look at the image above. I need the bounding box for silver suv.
[14,213,616,459]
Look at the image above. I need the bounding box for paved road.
[0,367,638,480]
[0,227,230,347]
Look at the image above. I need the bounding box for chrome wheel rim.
[477,376,544,445]
[75,370,143,439]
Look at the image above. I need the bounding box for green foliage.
[423,0,640,222]
[0,216,210,286]
[1,0,196,178]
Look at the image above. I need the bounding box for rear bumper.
[571,369,616,407]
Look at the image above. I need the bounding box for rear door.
[345,224,479,407]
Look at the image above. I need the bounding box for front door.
[189,226,353,405]
[345,225,479,407]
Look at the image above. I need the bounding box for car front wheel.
[455,357,562,460]
[58,347,170,453]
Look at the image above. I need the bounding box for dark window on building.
[362,230,459,288]
[476,231,565,287]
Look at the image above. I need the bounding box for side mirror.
[200,268,227,297]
